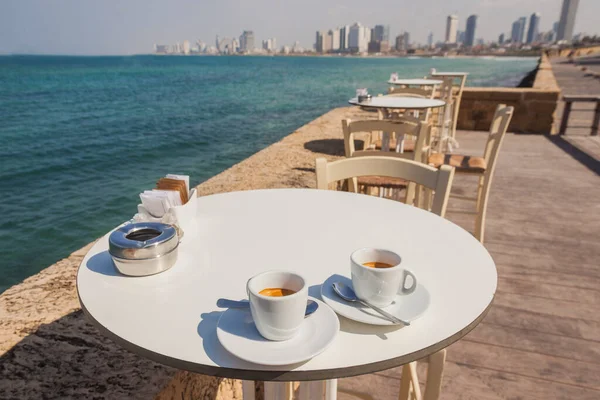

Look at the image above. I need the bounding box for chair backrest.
[342,118,430,163]
[315,156,455,217]
[482,104,514,176]
[387,87,434,99]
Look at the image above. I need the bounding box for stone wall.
[457,54,561,134]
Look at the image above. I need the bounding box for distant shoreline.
[2,53,540,59]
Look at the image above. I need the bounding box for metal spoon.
[217,299,319,317]
[332,282,410,326]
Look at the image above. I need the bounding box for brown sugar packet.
[156,178,188,204]
[156,179,187,204]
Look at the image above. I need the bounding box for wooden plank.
[493,292,600,322]
[440,360,600,400]
[562,95,600,102]
[465,322,600,364]
[496,265,600,291]
[446,340,600,390]
[483,304,600,342]
[497,277,600,304]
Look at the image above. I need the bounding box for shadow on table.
[197,312,308,378]
[85,250,123,277]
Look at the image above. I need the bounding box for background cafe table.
[348,96,446,152]
[77,189,497,400]
[387,78,443,86]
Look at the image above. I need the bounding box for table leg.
[396,133,405,153]
[325,379,338,400]
[242,380,255,400]
[264,382,292,400]
[298,380,325,400]
[382,132,391,152]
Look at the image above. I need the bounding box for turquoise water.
[0,55,536,293]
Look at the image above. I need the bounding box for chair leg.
[423,349,447,400]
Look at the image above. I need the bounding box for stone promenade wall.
[457,54,561,134]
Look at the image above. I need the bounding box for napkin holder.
[136,188,198,240]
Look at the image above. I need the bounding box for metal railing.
[559,95,600,136]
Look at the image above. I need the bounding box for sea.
[0,55,537,293]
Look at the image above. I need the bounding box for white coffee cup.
[246,271,308,341]
[350,248,417,307]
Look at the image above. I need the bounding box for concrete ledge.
[457,54,561,134]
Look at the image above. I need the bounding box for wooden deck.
[336,128,600,399]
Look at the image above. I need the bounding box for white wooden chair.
[430,71,468,140]
[343,117,429,159]
[382,88,435,123]
[316,156,454,217]
[342,118,433,203]
[430,77,457,152]
[315,156,454,400]
[428,104,514,243]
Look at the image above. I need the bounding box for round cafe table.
[349,96,446,152]
[77,189,497,399]
[387,78,443,86]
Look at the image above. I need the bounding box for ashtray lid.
[109,222,178,260]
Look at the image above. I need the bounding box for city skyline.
[1,0,599,55]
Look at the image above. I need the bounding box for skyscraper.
[465,15,477,47]
[427,32,434,48]
[372,25,390,42]
[557,0,579,41]
[511,17,527,43]
[527,13,541,44]
[315,31,324,53]
[498,33,505,44]
[348,22,369,53]
[239,31,255,52]
[330,29,340,52]
[339,26,350,51]
[445,15,458,43]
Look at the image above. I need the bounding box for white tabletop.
[387,78,443,85]
[349,96,445,110]
[77,189,497,381]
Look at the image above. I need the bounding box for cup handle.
[401,270,417,295]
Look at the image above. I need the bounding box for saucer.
[321,274,430,326]
[216,297,339,366]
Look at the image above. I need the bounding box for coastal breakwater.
[457,53,561,134]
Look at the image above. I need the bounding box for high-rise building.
[262,38,276,52]
[315,31,324,53]
[339,26,350,51]
[395,33,406,51]
[456,30,464,44]
[239,30,255,52]
[372,25,390,42]
[404,32,410,49]
[527,13,541,44]
[330,29,340,52]
[348,22,369,53]
[182,40,190,55]
[553,21,559,35]
[465,15,477,47]
[427,32,434,48]
[445,15,458,43]
[511,17,527,43]
[323,32,333,53]
[498,33,505,44]
[557,0,579,41]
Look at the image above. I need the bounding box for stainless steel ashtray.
[108,222,179,276]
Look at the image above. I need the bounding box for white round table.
[77,189,496,384]
[348,96,445,110]
[387,78,443,86]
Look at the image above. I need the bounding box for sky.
[0,0,598,55]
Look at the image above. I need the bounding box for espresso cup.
[350,248,417,307]
[246,271,308,341]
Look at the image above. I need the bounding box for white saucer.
[216,297,339,366]
[321,274,430,326]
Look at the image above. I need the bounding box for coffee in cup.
[351,248,417,307]
[247,271,308,341]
